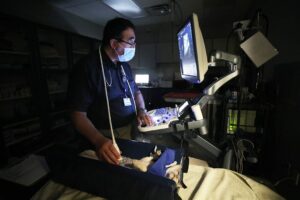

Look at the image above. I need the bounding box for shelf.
[32,142,55,154]
[0,68,29,72]
[50,121,71,131]
[0,16,100,160]
[42,67,68,72]
[2,117,40,129]
[41,55,65,59]
[49,90,66,95]
[50,109,68,116]
[0,50,30,56]
[72,50,89,55]
[6,131,41,147]
[0,95,32,102]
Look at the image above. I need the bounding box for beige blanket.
[178,164,284,200]
[31,157,284,200]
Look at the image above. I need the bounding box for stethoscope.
[99,46,137,111]
[98,45,137,153]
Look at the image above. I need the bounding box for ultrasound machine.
[138,13,241,160]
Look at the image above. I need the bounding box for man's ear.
[110,39,118,49]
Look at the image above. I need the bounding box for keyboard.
[138,107,179,132]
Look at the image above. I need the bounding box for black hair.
[102,17,135,47]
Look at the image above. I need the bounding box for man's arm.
[70,111,120,164]
[134,90,153,126]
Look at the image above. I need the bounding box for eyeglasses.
[117,38,136,46]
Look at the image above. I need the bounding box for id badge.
[123,97,132,106]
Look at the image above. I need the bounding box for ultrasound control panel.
[138,107,178,132]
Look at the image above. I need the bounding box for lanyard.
[120,65,137,114]
[119,64,128,97]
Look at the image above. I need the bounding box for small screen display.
[178,21,197,77]
[135,74,149,84]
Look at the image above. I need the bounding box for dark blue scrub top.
[67,49,139,129]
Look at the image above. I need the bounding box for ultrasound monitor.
[177,13,208,84]
[176,13,240,158]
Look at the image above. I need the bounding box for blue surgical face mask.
[117,47,135,62]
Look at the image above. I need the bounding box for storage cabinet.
[0,17,42,154]
[71,35,93,65]
[0,15,100,162]
[37,27,70,133]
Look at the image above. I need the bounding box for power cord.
[274,165,300,187]
[231,137,256,173]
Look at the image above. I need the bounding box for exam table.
[32,140,284,200]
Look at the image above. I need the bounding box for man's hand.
[95,137,121,165]
[70,111,121,164]
[137,109,153,126]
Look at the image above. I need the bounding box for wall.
[248,0,300,82]
[0,0,103,40]
[255,0,300,181]
[259,0,300,64]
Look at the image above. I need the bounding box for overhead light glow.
[102,0,147,18]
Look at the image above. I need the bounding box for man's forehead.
[121,28,135,39]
